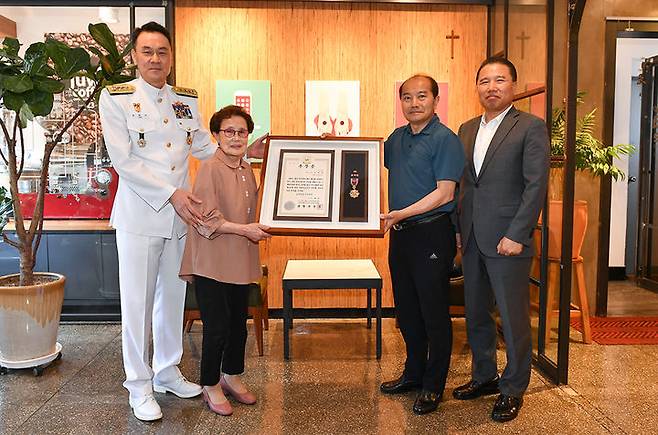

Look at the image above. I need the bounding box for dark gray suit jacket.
[457,107,549,258]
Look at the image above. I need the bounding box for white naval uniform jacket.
[99,77,217,239]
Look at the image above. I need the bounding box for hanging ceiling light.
[98,7,119,24]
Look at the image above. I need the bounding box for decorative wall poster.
[215,80,271,143]
[305,81,360,137]
[394,81,449,128]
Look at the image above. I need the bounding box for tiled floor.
[1,318,656,434]
[607,280,658,316]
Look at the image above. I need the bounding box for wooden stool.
[533,256,592,344]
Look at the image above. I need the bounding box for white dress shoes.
[153,376,203,399]
[129,394,163,421]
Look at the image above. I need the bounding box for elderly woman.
[180,105,270,416]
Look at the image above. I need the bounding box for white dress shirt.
[473,104,513,176]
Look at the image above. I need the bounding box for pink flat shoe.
[219,376,257,405]
[202,388,233,416]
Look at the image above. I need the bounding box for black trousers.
[194,275,249,386]
[388,215,455,394]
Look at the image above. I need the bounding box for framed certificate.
[258,136,384,237]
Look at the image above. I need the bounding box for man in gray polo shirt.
[379,74,465,415]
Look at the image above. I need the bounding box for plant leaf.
[24,89,54,116]
[24,42,51,77]
[2,37,20,57]
[18,102,34,128]
[44,38,68,66]
[33,76,65,93]
[2,91,25,112]
[120,42,133,59]
[58,47,91,79]
[99,55,115,76]
[88,23,120,59]
[3,74,33,93]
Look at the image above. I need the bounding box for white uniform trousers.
[116,229,186,399]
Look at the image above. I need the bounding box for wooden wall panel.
[508,5,547,93]
[176,0,487,308]
[0,15,16,38]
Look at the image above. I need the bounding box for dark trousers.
[388,215,455,394]
[194,275,249,386]
[462,234,532,397]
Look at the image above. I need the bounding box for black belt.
[392,212,448,231]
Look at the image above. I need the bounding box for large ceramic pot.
[0,273,65,362]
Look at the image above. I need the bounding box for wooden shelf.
[5,220,112,232]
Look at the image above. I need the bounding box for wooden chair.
[532,256,592,344]
[183,265,269,356]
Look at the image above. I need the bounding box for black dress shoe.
[452,376,500,400]
[380,376,421,394]
[491,394,523,422]
[412,390,441,415]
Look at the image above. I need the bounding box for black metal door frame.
[637,55,658,292]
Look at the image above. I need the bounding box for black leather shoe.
[380,376,421,394]
[412,390,441,415]
[491,394,523,422]
[452,376,500,400]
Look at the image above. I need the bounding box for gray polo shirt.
[384,115,465,221]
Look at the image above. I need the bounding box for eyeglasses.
[219,128,249,138]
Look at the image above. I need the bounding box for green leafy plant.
[0,23,133,285]
[551,91,634,181]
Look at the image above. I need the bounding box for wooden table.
[282,259,383,360]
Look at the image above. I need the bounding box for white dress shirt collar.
[480,104,513,128]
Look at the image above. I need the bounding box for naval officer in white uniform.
[99,22,215,421]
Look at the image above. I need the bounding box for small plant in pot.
[0,23,132,371]
[549,91,634,194]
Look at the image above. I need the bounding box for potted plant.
[541,91,633,259]
[0,23,133,368]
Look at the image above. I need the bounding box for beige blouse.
[179,149,261,284]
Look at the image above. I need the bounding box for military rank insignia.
[172,101,193,119]
[172,86,198,98]
[106,83,135,95]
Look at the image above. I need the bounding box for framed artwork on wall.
[305,81,360,137]
[216,79,271,148]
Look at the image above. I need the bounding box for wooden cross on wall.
[516,31,531,59]
[446,30,460,60]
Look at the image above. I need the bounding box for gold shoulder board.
[172,86,198,98]
[106,84,135,95]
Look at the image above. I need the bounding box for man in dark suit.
[453,57,549,422]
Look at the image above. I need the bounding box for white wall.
[0,6,164,47]
[610,37,658,266]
